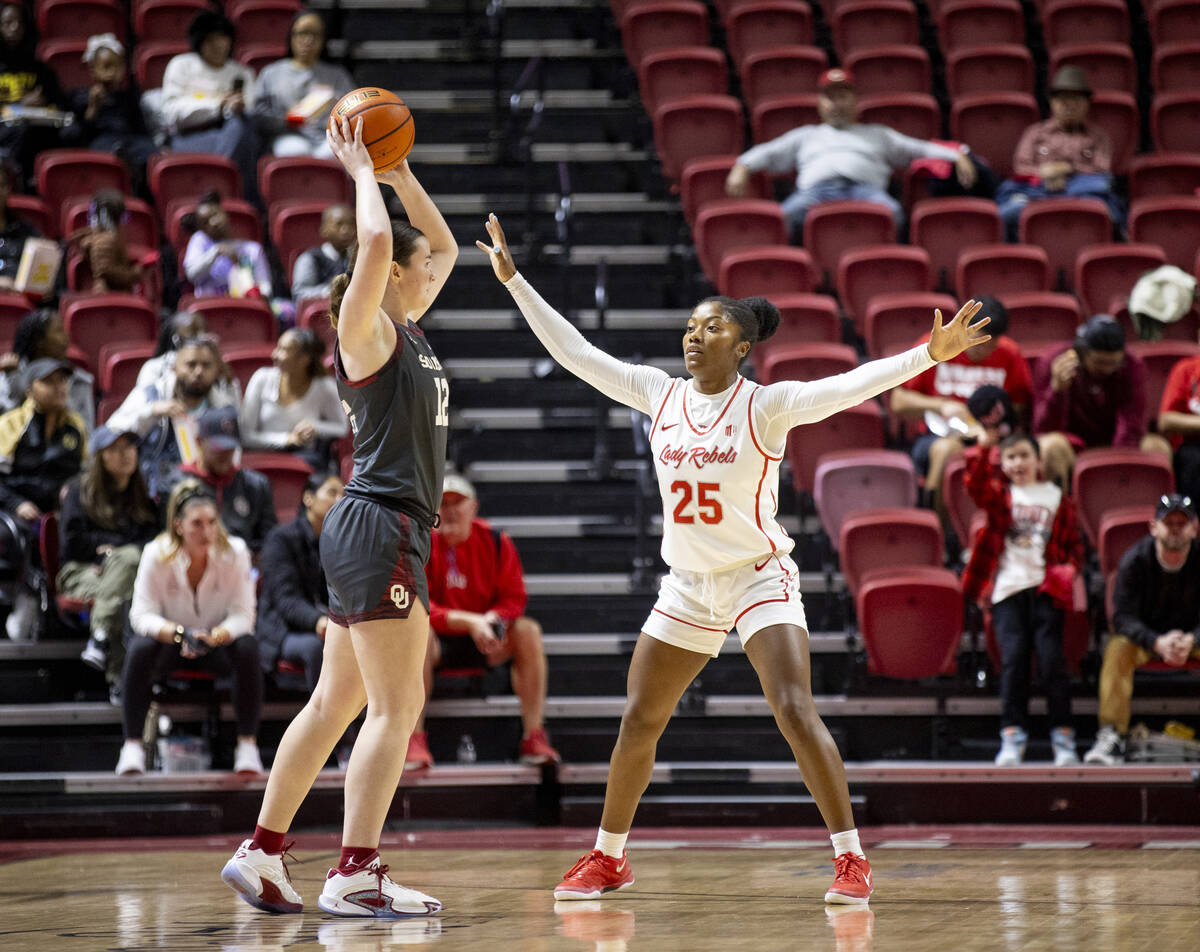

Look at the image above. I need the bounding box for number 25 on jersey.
[671,480,723,524]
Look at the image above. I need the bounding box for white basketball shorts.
[641,552,807,657]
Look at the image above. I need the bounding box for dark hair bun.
[741,296,780,342]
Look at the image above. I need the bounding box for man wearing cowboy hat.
[996,65,1124,240]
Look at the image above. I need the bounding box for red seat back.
[36,0,126,42]
[1150,0,1200,46]
[1074,243,1168,316]
[945,43,1033,97]
[1151,92,1200,153]
[62,294,158,372]
[1129,341,1200,425]
[258,157,352,211]
[938,0,1024,53]
[857,92,940,141]
[693,200,787,281]
[148,153,242,210]
[1128,196,1200,271]
[34,150,131,222]
[751,94,820,144]
[240,452,315,525]
[840,506,942,596]
[1071,448,1175,546]
[1096,506,1155,577]
[621,1,710,69]
[863,291,957,359]
[740,46,827,110]
[1000,292,1081,347]
[1042,0,1130,47]
[1088,91,1138,175]
[752,293,843,377]
[836,245,931,331]
[910,198,1004,292]
[270,202,328,279]
[135,41,188,90]
[832,0,920,59]
[950,93,1038,179]
[99,342,156,399]
[786,400,884,493]
[844,44,931,95]
[1017,198,1114,292]
[652,94,745,182]
[856,566,963,679]
[186,297,278,346]
[680,157,771,224]
[717,246,817,299]
[802,200,898,285]
[956,243,1050,300]
[940,454,978,551]
[727,1,813,67]
[223,345,276,393]
[814,453,918,549]
[1127,152,1200,201]
[1051,42,1136,93]
[637,47,728,117]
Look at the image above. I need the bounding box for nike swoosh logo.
[615,858,628,872]
[660,423,677,431]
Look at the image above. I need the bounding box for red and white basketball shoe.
[824,852,873,905]
[318,858,441,917]
[221,839,303,913]
[553,850,635,900]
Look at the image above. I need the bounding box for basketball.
[329,87,415,173]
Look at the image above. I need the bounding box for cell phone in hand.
[182,627,209,656]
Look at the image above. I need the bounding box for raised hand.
[475,213,517,282]
[928,299,990,362]
[326,116,374,178]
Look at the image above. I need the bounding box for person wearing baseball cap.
[404,471,561,770]
[159,404,278,554]
[996,65,1123,240]
[724,65,977,238]
[1085,493,1200,765]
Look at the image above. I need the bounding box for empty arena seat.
[1017,198,1114,291]
[62,294,158,372]
[839,506,942,596]
[1127,152,1200,201]
[939,454,978,551]
[739,46,828,110]
[62,196,160,250]
[1149,0,1200,47]
[620,1,710,69]
[786,399,885,494]
[99,342,156,399]
[843,44,931,95]
[258,156,353,210]
[652,95,745,182]
[148,153,242,209]
[240,452,315,525]
[135,0,209,42]
[185,297,278,346]
[1000,292,1082,348]
[864,292,958,359]
[679,156,771,224]
[1088,91,1138,175]
[223,345,276,393]
[37,39,90,91]
[637,47,727,117]
[1151,92,1200,153]
[1071,448,1175,546]
[1043,0,1131,47]
[832,0,920,59]
[693,200,787,282]
[910,198,1004,292]
[802,201,898,286]
[36,0,126,42]
[949,93,1038,180]
[856,566,963,679]
[956,244,1050,300]
[945,44,1034,97]
[270,201,328,279]
[836,245,932,331]
[1096,505,1156,577]
[752,293,843,376]
[813,451,918,548]
[1128,196,1200,271]
[1074,243,1168,316]
[1050,42,1136,93]
[0,293,36,351]
[296,296,336,356]
[8,195,55,238]
[717,246,817,299]
[938,0,1024,54]
[761,342,859,387]
[34,150,131,221]
[230,0,306,52]
[726,0,814,67]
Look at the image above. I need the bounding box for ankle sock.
[594,828,628,859]
[831,829,865,859]
[337,846,379,873]
[251,825,286,855]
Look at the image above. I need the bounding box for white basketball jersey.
[650,376,793,572]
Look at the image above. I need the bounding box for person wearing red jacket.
[406,473,560,769]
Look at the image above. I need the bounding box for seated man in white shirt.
[724,68,977,238]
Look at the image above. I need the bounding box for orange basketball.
[329,87,415,173]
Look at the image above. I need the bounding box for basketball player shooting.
[478,213,990,905]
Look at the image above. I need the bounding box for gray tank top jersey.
[334,320,449,521]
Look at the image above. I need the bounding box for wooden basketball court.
[3,825,1197,950]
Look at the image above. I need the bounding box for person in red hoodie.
[406,472,560,769]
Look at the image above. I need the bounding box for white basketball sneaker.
[221,839,304,913]
[318,857,441,918]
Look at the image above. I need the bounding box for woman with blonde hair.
[115,479,260,775]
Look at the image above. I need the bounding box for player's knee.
[766,686,818,730]
[619,697,671,741]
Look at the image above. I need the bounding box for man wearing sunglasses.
[1086,494,1200,764]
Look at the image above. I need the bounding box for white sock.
[594,828,628,859]
[831,829,864,858]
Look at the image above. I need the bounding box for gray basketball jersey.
[335,319,449,524]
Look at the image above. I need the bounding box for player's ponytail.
[328,272,350,328]
[740,296,780,343]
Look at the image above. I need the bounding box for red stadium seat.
[230,0,303,51]
[910,198,1004,292]
[940,454,979,551]
[956,244,1050,300]
[856,566,963,678]
[814,451,918,548]
[620,1,710,69]
[135,41,188,90]
[1001,292,1082,347]
[1071,448,1175,546]
[836,245,932,331]
[240,452,315,525]
[258,157,352,211]
[652,95,745,182]
[740,47,828,110]
[637,47,727,117]
[98,342,156,399]
[693,200,787,282]
[62,294,158,373]
[1128,196,1200,271]
[761,341,858,386]
[751,94,820,144]
[679,156,771,224]
[938,0,1024,54]
[1151,92,1200,153]
[184,297,277,346]
[832,0,920,60]
[1127,152,1200,201]
[148,153,242,210]
[802,200,897,286]
[1152,42,1200,94]
[726,0,813,68]
[857,93,941,141]
[843,44,931,96]
[223,345,276,393]
[0,293,35,351]
[1150,0,1200,47]
[1050,43,1136,94]
[1074,243,1168,316]
[36,0,125,42]
[752,293,843,377]
[1096,505,1155,578]
[62,197,160,250]
[840,506,941,596]
[945,43,1034,98]
[34,150,131,222]
[786,399,884,493]
[1042,0,1130,46]
[37,39,90,91]
[238,43,287,74]
[1088,91,1138,175]
[134,0,209,42]
[1129,341,1200,425]
[950,93,1038,180]
[8,195,54,239]
[296,296,336,357]
[270,202,327,280]
[1018,198,1114,292]
[717,246,817,299]
[864,291,957,359]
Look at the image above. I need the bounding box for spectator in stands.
[66,426,160,695]
[256,471,344,693]
[890,297,1031,501]
[108,335,239,498]
[0,308,95,431]
[723,67,976,235]
[116,479,262,775]
[1085,494,1200,765]
[962,428,1084,766]
[291,204,354,303]
[59,34,155,195]
[135,311,239,405]
[252,11,354,159]
[163,11,258,205]
[66,189,150,294]
[1033,315,1170,489]
[406,473,560,769]
[1157,350,1200,503]
[239,329,347,470]
[0,163,39,288]
[160,405,277,554]
[996,66,1123,240]
[0,3,65,182]
[0,358,87,637]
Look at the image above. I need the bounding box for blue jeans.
[995,172,1124,240]
[780,177,902,241]
[171,114,261,205]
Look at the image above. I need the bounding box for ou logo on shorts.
[390,584,410,610]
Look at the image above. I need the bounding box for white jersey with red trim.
[650,376,789,572]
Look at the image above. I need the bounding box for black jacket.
[58,476,160,565]
[1112,536,1200,651]
[256,515,327,669]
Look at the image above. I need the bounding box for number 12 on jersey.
[671,480,723,524]
[434,377,450,427]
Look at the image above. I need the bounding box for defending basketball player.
[220,114,456,917]
[478,214,990,905]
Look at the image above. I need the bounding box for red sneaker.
[404,731,433,771]
[553,850,635,900]
[825,852,873,905]
[519,727,561,765]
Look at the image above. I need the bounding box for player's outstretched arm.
[378,160,458,318]
[928,299,990,361]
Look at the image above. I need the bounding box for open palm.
[929,299,990,362]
